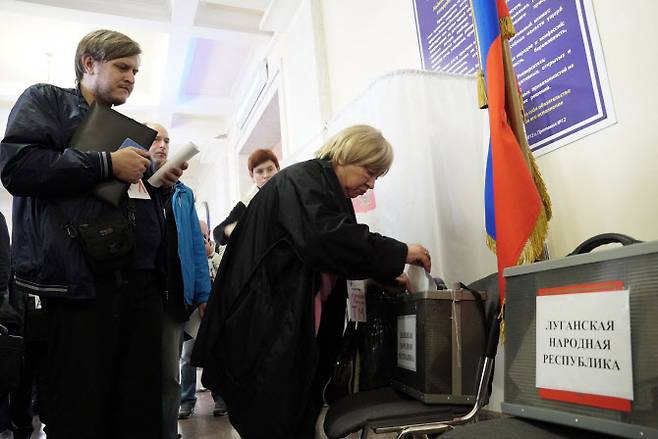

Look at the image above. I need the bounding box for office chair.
[323,275,501,439]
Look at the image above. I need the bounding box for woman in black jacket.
[194,125,431,438]
[212,148,280,245]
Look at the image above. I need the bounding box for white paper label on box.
[346,280,367,322]
[535,289,633,401]
[397,315,417,372]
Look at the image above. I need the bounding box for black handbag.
[53,198,137,275]
[71,210,136,274]
[0,323,24,393]
[356,290,396,391]
[323,321,358,404]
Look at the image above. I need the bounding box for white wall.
[321,0,421,114]
[193,156,231,231]
[257,2,657,414]
[269,0,328,158]
[317,0,658,258]
[0,105,13,229]
[535,0,658,256]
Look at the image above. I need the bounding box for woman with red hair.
[212,148,280,245]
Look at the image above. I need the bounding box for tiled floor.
[179,392,352,439]
[18,390,240,439]
[21,390,361,439]
[178,391,361,439]
[177,389,241,439]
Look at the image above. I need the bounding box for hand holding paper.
[69,104,157,206]
[148,141,199,188]
[406,243,432,272]
[111,147,151,183]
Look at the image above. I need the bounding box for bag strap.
[459,282,488,356]
[49,196,136,239]
[567,233,641,256]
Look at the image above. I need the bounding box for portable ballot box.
[391,289,486,404]
[502,241,658,439]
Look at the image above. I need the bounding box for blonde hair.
[315,125,394,176]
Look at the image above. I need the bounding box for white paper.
[240,183,260,206]
[147,141,200,188]
[405,264,436,292]
[346,280,367,322]
[397,315,417,371]
[535,290,633,400]
[184,308,201,339]
[127,180,151,200]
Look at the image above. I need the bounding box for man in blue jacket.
[0,30,187,439]
[147,122,211,439]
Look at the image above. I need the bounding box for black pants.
[9,339,48,439]
[43,271,163,439]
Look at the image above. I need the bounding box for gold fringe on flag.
[468,0,489,110]
[477,69,488,109]
[499,15,516,40]
[522,156,552,262]
[485,156,552,265]
[501,35,552,265]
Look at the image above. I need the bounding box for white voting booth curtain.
[290,70,497,285]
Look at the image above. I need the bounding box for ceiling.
[0,0,275,144]
[0,0,284,223]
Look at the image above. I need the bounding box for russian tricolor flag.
[473,0,546,300]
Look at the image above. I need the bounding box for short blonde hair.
[315,125,393,176]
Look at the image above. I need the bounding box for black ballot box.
[391,289,487,404]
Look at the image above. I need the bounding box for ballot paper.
[148,141,200,187]
[406,264,437,293]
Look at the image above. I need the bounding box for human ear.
[81,54,96,75]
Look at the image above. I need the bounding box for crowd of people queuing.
[0,29,432,439]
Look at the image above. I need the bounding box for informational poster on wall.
[535,281,633,412]
[413,0,615,155]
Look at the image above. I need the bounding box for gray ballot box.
[502,240,658,439]
[391,289,487,404]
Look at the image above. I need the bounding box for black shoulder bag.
[323,321,358,404]
[57,200,136,275]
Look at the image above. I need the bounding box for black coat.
[193,159,407,438]
[0,84,166,299]
[0,85,115,299]
[212,200,246,246]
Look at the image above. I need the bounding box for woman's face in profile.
[251,160,279,188]
[335,164,377,198]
